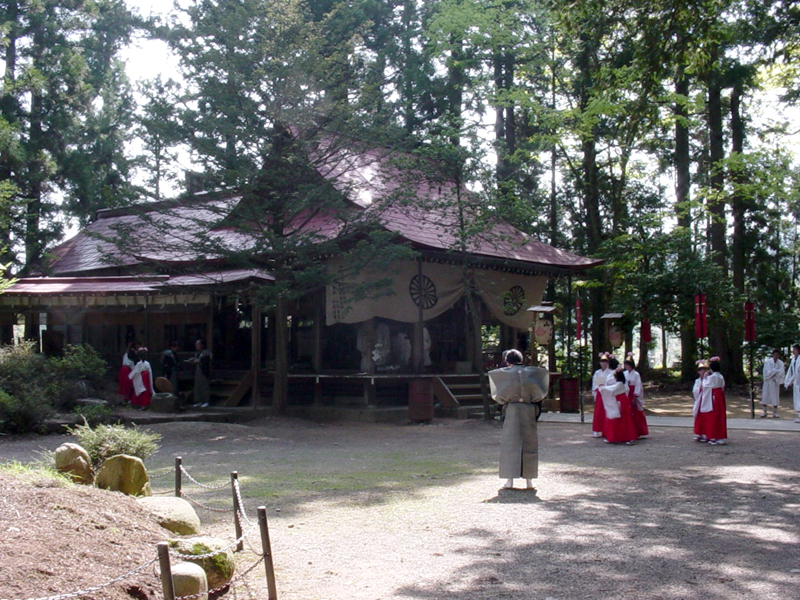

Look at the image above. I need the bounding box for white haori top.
[692,375,711,417]
[599,380,626,420]
[122,352,135,368]
[592,368,611,393]
[129,360,154,396]
[625,369,644,410]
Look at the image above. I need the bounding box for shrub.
[53,345,108,384]
[0,341,56,400]
[66,421,161,469]
[0,386,52,434]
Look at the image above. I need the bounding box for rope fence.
[3,456,278,600]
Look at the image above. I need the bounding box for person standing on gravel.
[488,349,548,490]
[693,359,711,443]
[624,353,648,438]
[591,353,613,438]
[705,357,728,445]
[761,349,784,418]
[783,344,800,423]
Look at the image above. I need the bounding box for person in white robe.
[489,349,548,490]
[761,349,785,418]
[783,344,800,423]
[591,354,613,437]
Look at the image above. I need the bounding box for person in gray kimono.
[186,339,212,407]
[488,349,548,490]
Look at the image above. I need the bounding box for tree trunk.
[271,296,289,415]
[675,63,697,381]
[706,44,733,376]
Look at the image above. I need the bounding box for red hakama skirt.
[131,372,152,408]
[603,392,638,443]
[118,366,133,401]
[629,384,649,438]
[708,388,727,441]
[592,389,606,435]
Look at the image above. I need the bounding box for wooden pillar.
[206,301,214,354]
[251,302,262,406]
[312,290,323,372]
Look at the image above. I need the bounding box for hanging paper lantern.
[609,324,624,348]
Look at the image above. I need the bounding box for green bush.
[66,421,161,469]
[0,341,56,400]
[0,342,111,413]
[53,345,108,384]
[0,387,52,434]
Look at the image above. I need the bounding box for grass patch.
[0,461,73,486]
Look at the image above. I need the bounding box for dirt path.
[6,415,799,600]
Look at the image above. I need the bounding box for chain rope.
[233,480,254,527]
[181,491,235,513]
[0,558,158,600]
[172,554,266,600]
[179,465,230,490]
[148,468,172,480]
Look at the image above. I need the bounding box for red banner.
[575,298,582,340]
[744,302,756,342]
[641,318,652,344]
[694,294,708,339]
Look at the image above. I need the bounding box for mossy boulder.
[94,454,151,496]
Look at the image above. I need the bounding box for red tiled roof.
[41,143,600,276]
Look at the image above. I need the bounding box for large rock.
[94,454,152,496]
[137,496,202,535]
[54,443,93,485]
[171,561,208,600]
[150,392,179,413]
[169,536,235,590]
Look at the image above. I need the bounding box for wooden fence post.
[175,456,182,498]
[158,542,175,600]
[258,506,278,600]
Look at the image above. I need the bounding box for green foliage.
[52,345,109,385]
[0,460,72,486]
[0,388,51,434]
[65,421,161,469]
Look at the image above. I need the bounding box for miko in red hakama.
[130,360,154,409]
[624,367,649,438]
[705,371,727,443]
[591,365,612,437]
[600,379,638,444]
[117,351,135,401]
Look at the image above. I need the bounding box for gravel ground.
[2,416,800,600]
